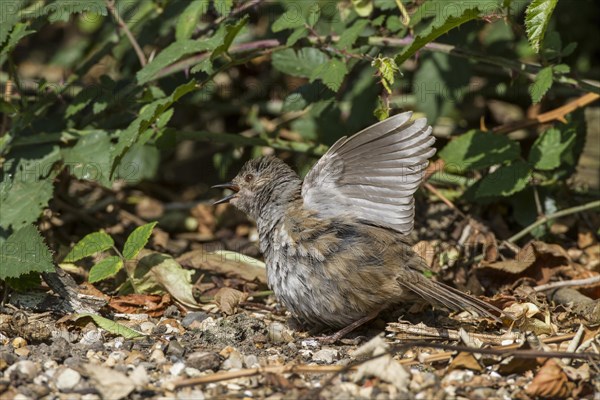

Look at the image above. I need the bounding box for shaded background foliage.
[0,0,599,280]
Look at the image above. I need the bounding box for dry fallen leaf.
[525,359,576,398]
[448,352,483,372]
[214,287,248,315]
[177,249,267,284]
[109,294,171,317]
[478,241,571,286]
[351,335,409,391]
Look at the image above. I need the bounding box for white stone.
[56,368,81,391]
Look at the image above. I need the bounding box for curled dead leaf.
[214,287,248,315]
[526,359,576,398]
[478,241,571,286]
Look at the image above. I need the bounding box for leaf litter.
[1,186,599,399]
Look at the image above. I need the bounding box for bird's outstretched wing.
[301,112,435,234]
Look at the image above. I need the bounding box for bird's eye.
[244,174,254,182]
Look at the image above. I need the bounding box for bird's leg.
[315,309,382,344]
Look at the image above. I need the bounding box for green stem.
[113,245,138,294]
[508,200,600,243]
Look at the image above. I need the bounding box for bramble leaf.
[89,256,123,283]
[123,222,157,260]
[439,130,520,171]
[525,0,559,53]
[64,231,114,262]
[0,225,54,280]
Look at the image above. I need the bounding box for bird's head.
[213,156,301,220]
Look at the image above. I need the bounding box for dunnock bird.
[214,112,506,341]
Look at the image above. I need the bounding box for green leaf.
[0,225,54,280]
[286,27,308,46]
[396,7,481,65]
[352,0,373,16]
[176,1,208,41]
[45,0,107,22]
[64,232,114,262]
[89,256,123,283]
[0,177,54,231]
[116,144,160,185]
[136,32,224,84]
[213,0,233,16]
[211,16,248,60]
[336,19,369,50]
[282,81,334,112]
[73,313,144,338]
[0,23,35,58]
[62,131,112,186]
[525,0,559,53]
[272,9,307,32]
[272,48,329,78]
[476,161,532,198]
[0,2,28,46]
[310,58,348,91]
[552,64,570,74]
[122,222,157,260]
[110,80,197,178]
[372,56,399,94]
[529,127,576,171]
[529,66,553,103]
[374,96,390,120]
[439,130,520,171]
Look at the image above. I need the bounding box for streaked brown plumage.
[214,112,506,336]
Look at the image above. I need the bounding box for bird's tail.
[398,272,510,323]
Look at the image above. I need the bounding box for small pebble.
[181,312,209,329]
[6,360,39,382]
[184,367,201,377]
[139,321,156,334]
[221,350,244,370]
[150,349,167,364]
[166,340,185,358]
[55,368,81,391]
[244,354,259,368]
[170,361,186,376]
[186,352,221,371]
[12,337,27,348]
[312,348,339,364]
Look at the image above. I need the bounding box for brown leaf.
[109,294,171,317]
[577,229,597,249]
[412,241,436,268]
[214,287,248,315]
[177,249,267,284]
[526,359,575,398]
[448,352,483,372]
[478,241,571,285]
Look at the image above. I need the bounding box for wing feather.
[301,112,436,234]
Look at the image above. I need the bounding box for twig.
[106,0,147,67]
[563,324,585,366]
[361,36,600,95]
[154,39,281,81]
[507,200,600,243]
[386,322,520,345]
[534,274,600,292]
[424,182,466,218]
[194,0,264,38]
[493,92,600,134]
[171,332,592,390]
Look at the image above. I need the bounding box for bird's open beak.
[212,182,240,205]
